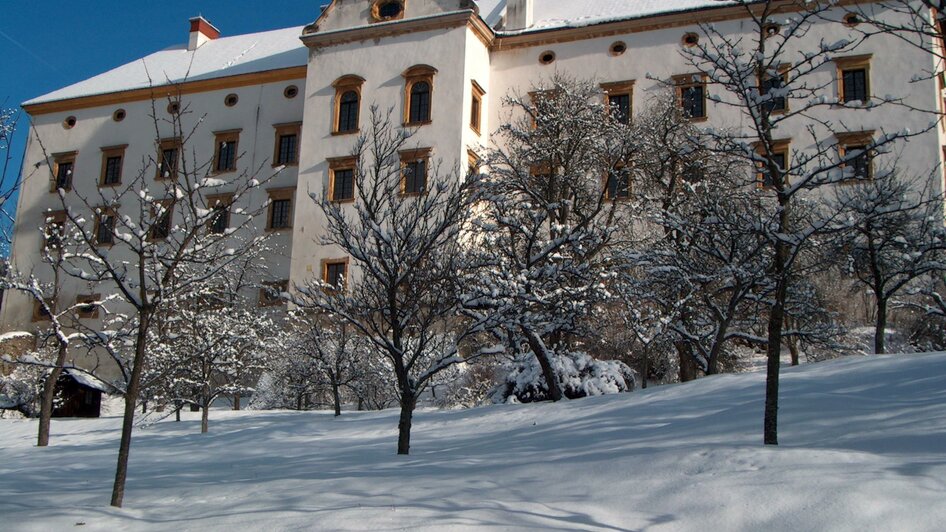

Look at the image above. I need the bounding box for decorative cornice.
[23,66,307,116]
[301,10,480,49]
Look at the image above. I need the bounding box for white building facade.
[3,0,945,377]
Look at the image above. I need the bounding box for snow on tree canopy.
[492,351,637,404]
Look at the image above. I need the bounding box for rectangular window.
[259,280,289,306]
[322,259,348,289]
[149,201,172,240]
[207,195,232,234]
[755,139,791,189]
[400,148,431,195]
[267,188,295,230]
[32,300,52,322]
[470,80,485,134]
[95,209,116,246]
[605,167,630,199]
[43,210,67,251]
[467,150,481,178]
[328,156,358,202]
[759,65,789,113]
[836,131,875,182]
[602,80,635,126]
[213,130,240,173]
[52,151,77,192]
[99,145,127,187]
[76,294,101,319]
[157,138,181,180]
[273,123,302,167]
[835,55,872,104]
[674,74,707,120]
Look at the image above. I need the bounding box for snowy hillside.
[1,353,944,531]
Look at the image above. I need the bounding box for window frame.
[156,138,181,181]
[273,122,302,167]
[266,187,295,231]
[32,299,53,322]
[673,73,708,121]
[51,151,77,193]
[470,80,486,135]
[604,165,632,200]
[332,75,365,135]
[753,139,791,189]
[467,149,481,178]
[757,63,791,115]
[93,206,118,247]
[403,65,437,126]
[148,199,174,241]
[212,129,241,174]
[206,193,233,234]
[371,0,405,23]
[834,54,872,105]
[836,130,876,183]
[328,156,358,203]
[99,145,127,188]
[321,257,350,290]
[75,294,101,319]
[42,209,67,251]
[601,80,635,125]
[399,147,432,196]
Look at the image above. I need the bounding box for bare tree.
[32,93,275,506]
[833,172,946,353]
[683,0,929,445]
[293,106,497,454]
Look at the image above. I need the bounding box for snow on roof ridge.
[24,25,308,107]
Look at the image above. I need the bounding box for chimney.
[188,16,220,51]
[505,0,533,30]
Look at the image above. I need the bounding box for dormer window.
[372,0,405,22]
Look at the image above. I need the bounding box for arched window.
[338,91,359,133]
[402,65,437,126]
[332,75,365,135]
[409,81,431,124]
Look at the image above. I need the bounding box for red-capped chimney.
[188,16,220,51]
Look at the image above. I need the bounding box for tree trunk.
[357,397,364,411]
[788,338,800,366]
[296,393,303,411]
[110,314,151,508]
[332,381,341,417]
[676,342,698,382]
[522,326,564,401]
[175,402,181,422]
[397,390,416,455]
[201,399,210,434]
[874,297,888,354]
[764,228,790,446]
[641,348,649,389]
[37,341,68,447]
[233,394,241,411]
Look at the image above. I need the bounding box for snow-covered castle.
[3,0,945,379]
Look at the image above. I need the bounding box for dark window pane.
[270,199,291,229]
[682,84,705,118]
[151,207,171,240]
[45,221,64,249]
[409,81,431,123]
[103,156,122,185]
[333,169,355,201]
[56,162,73,190]
[160,148,178,179]
[378,1,402,18]
[847,145,871,180]
[277,134,298,165]
[404,160,426,194]
[325,263,346,288]
[609,94,631,124]
[210,203,230,234]
[338,91,359,132]
[96,214,115,245]
[470,96,481,130]
[762,152,787,187]
[842,69,867,103]
[606,169,630,199]
[760,74,787,112]
[217,140,236,172]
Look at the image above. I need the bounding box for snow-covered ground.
[2,353,944,531]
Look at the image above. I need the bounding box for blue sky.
[0,1,315,254]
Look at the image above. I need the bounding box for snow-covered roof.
[25,25,308,106]
[64,368,114,393]
[476,0,734,32]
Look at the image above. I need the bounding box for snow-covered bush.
[0,364,44,418]
[491,351,636,404]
